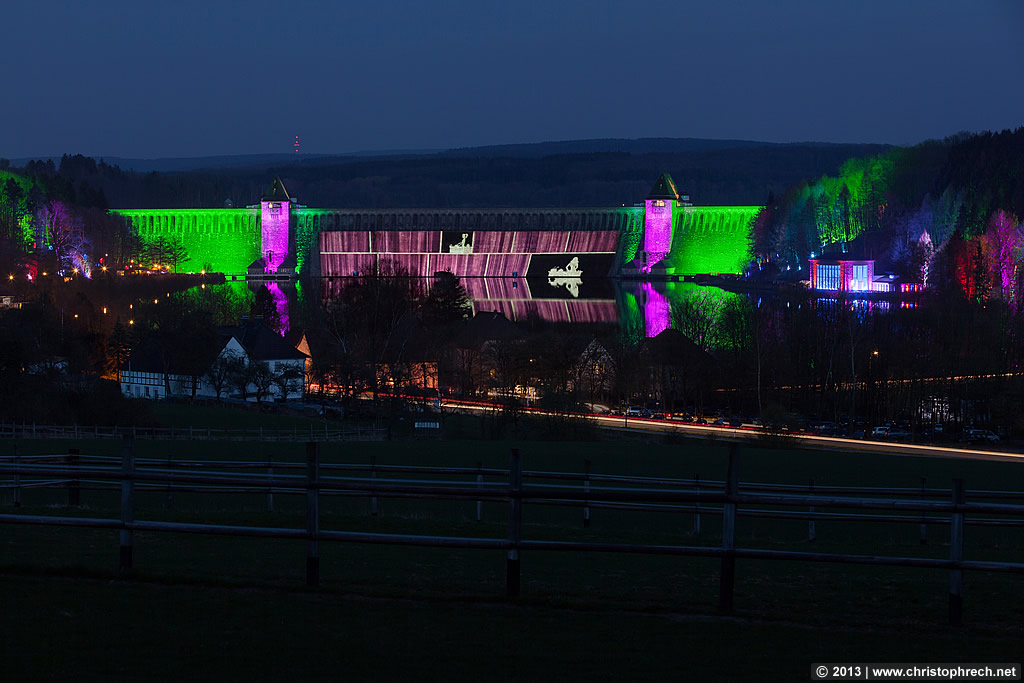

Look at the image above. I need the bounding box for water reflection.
[194,276,920,343]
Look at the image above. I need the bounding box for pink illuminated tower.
[642,173,680,272]
[260,177,291,274]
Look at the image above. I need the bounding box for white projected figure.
[547,257,583,297]
[448,233,472,254]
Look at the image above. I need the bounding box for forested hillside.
[750,128,1024,302]
[3,139,889,210]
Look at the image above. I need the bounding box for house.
[571,338,616,401]
[297,319,439,401]
[217,319,308,400]
[120,318,307,401]
[808,249,874,292]
[452,311,526,398]
[642,329,718,414]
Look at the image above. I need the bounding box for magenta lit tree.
[981,209,1023,307]
[37,200,90,275]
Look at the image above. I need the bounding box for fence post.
[719,444,739,613]
[583,459,591,528]
[306,441,320,587]
[370,456,379,516]
[67,448,80,507]
[949,478,965,627]
[919,476,928,544]
[476,461,483,522]
[13,444,21,508]
[120,436,135,572]
[693,474,701,535]
[808,478,816,542]
[507,448,522,599]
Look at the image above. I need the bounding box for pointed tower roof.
[646,173,680,201]
[262,177,291,202]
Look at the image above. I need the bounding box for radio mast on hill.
[293,135,300,154]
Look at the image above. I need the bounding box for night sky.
[3,0,1022,159]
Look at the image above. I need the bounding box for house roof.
[811,248,873,262]
[455,311,524,349]
[647,173,680,201]
[262,177,291,202]
[121,342,167,373]
[122,334,234,374]
[218,319,307,362]
[643,328,715,367]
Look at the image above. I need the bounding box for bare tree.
[671,290,721,352]
[273,366,303,402]
[38,200,88,270]
[250,362,276,406]
[205,351,242,402]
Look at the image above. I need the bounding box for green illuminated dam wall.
[669,206,759,275]
[111,204,759,277]
[113,209,260,273]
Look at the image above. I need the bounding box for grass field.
[2,405,1023,679]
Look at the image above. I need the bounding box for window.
[652,200,665,207]
[850,264,870,292]
[817,264,840,291]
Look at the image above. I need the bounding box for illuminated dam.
[111,175,759,281]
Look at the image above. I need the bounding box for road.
[442,399,1023,463]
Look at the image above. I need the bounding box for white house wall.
[120,336,307,402]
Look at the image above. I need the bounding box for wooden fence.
[0,421,387,442]
[1,441,1023,626]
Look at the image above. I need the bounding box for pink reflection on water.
[266,282,289,336]
[640,282,670,337]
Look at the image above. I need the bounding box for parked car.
[964,428,999,443]
[887,427,912,443]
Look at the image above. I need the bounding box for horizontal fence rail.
[1,441,1022,625]
[0,422,387,442]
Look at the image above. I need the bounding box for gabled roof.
[218,319,306,362]
[455,311,524,349]
[262,177,291,202]
[123,335,234,373]
[647,173,680,201]
[643,328,714,367]
[120,342,168,373]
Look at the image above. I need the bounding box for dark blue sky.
[4,0,1022,159]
